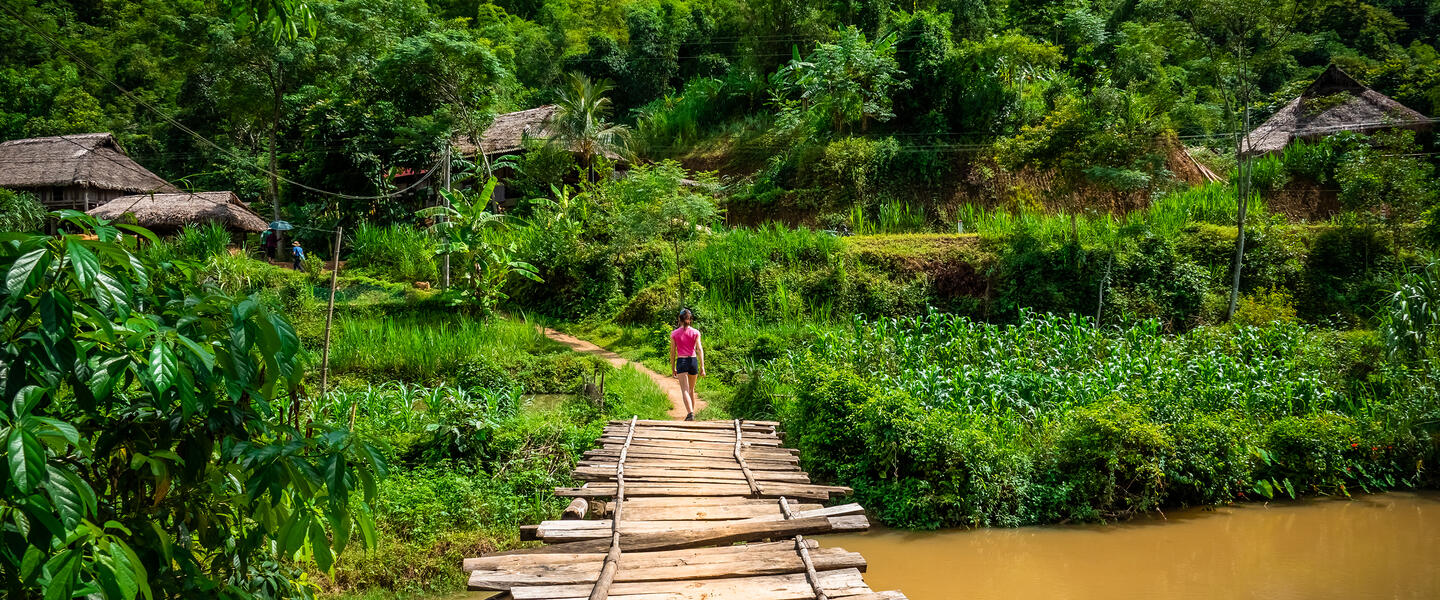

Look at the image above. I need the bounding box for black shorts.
[675,357,698,375]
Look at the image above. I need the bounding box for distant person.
[263,228,278,259]
[291,241,305,270]
[669,308,705,421]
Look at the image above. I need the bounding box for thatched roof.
[1242,65,1432,156]
[452,106,624,162]
[0,133,178,193]
[87,191,268,233]
[454,106,559,156]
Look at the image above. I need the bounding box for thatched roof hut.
[454,106,559,157]
[0,133,178,210]
[1242,65,1432,156]
[452,105,624,160]
[87,191,268,234]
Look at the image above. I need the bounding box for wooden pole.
[442,143,451,290]
[733,419,761,497]
[321,226,342,400]
[780,497,830,600]
[589,416,636,600]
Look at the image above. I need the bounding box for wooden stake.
[321,226,342,400]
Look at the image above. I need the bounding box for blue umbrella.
[268,220,293,231]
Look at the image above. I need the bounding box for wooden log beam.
[508,567,873,600]
[562,498,588,520]
[490,515,869,556]
[587,416,635,600]
[466,546,866,590]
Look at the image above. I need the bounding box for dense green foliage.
[0,213,381,599]
[739,312,1439,528]
[4,0,1437,233]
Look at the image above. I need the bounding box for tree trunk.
[269,76,282,260]
[1226,54,1254,322]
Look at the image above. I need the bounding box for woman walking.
[670,308,705,421]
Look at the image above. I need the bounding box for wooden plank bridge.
[464,418,906,600]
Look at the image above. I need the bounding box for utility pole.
[320,226,343,398]
[442,142,451,290]
[1226,48,1254,321]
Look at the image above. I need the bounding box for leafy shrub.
[1165,412,1253,506]
[1261,414,1357,495]
[1233,286,1298,326]
[1051,401,1172,521]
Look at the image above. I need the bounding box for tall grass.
[849,200,928,235]
[328,313,553,380]
[959,182,1265,243]
[689,223,843,302]
[348,221,438,283]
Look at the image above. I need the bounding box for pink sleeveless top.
[671,326,700,357]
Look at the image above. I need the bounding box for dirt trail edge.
[539,327,705,420]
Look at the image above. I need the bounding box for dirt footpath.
[539,327,705,420]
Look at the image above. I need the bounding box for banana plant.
[419,176,542,313]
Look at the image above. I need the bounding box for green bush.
[1051,401,1172,521]
[1261,414,1357,494]
[1165,412,1253,506]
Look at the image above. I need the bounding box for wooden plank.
[535,505,867,542]
[574,466,811,484]
[617,502,823,521]
[581,457,806,471]
[556,481,850,500]
[627,419,780,429]
[508,567,873,600]
[464,541,818,571]
[466,547,866,590]
[598,437,789,451]
[587,446,800,459]
[832,593,908,600]
[491,515,869,555]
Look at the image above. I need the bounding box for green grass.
[327,312,560,382]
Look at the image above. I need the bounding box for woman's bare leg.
[677,373,696,415]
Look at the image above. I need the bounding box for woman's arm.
[669,336,677,375]
[696,335,706,377]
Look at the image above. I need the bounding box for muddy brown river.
[825,492,1440,600]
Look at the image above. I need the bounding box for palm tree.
[551,72,631,183]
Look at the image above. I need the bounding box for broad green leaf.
[66,242,101,292]
[7,428,46,493]
[175,334,215,373]
[6,248,49,294]
[330,503,351,556]
[1252,479,1274,500]
[42,549,79,600]
[310,520,333,573]
[49,466,85,529]
[147,340,179,396]
[12,386,46,419]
